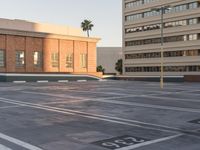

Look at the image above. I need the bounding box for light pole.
[151,6,172,89]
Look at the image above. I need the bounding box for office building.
[123,0,200,77]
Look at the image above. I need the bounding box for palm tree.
[81,20,94,37]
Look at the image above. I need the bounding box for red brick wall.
[25,37,43,72]
[0,34,99,76]
[59,40,74,72]
[74,41,87,73]
[0,35,6,72]
[6,35,26,72]
[88,42,97,73]
[43,38,59,72]
[184,75,200,82]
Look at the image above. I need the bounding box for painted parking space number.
[93,135,149,150]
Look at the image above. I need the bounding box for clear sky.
[0,0,122,47]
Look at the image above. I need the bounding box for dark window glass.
[16,51,25,67]
[0,50,5,67]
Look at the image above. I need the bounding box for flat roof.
[0,18,84,37]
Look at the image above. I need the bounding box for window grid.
[66,53,73,68]
[125,34,200,47]
[34,51,42,67]
[125,49,200,59]
[125,2,200,22]
[16,51,25,67]
[125,66,200,72]
[51,52,59,68]
[80,54,87,68]
[125,17,200,34]
[0,50,5,67]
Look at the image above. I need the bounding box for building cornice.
[0,28,100,43]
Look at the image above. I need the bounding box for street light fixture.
[151,6,172,89]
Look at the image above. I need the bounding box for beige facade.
[0,18,84,37]
[123,0,200,76]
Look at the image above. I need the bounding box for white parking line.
[116,134,182,150]
[99,79,107,82]
[21,91,158,103]
[61,89,139,96]
[0,144,12,150]
[142,95,200,103]
[13,81,26,83]
[0,133,43,150]
[58,80,69,83]
[77,80,87,82]
[0,105,23,109]
[22,91,122,100]
[0,97,179,133]
[92,99,200,113]
[37,80,48,83]
[68,87,186,96]
[21,91,200,113]
[40,99,91,104]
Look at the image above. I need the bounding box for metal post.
[160,7,164,89]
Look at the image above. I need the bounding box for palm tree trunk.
[87,30,89,37]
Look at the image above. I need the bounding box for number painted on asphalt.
[115,139,134,145]
[124,137,146,143]
[102,142,121,148]
[93,135,149,150]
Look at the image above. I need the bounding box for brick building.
[0,18,101,78]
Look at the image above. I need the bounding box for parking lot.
[0,80,200,150]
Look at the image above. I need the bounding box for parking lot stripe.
[22,91,200,113]
[0,97,179,133]
[37,80,48,83]
[0,133,43,150]
[13,81,26,83]
[77,80,87,82]
[0,105,24,109]
[92,99,200,113]
[60,89,155,96]
[116,134,182,150]
[141,95,200,103]
[0,144,12,150]
[22,91,141,102]
[58,80,69,83]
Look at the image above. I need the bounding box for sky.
[0,0,122,47]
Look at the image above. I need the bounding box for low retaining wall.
[106,76,184,82]
[0,73,101,82]
[184,75,200,82]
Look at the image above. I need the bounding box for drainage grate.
[92,135,149,150]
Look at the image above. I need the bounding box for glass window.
[51,52,59,68]
[66,54,73,68]
[183,35,187,41]
[34,51,42,67]
[16,51,25,67]
[189,34,198,40]
[125,0,144,8]
[125,65,200,72]
[80,54,87,68]
[0,50,5,67]
[188,18,198,25]
[189,2,199,9]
